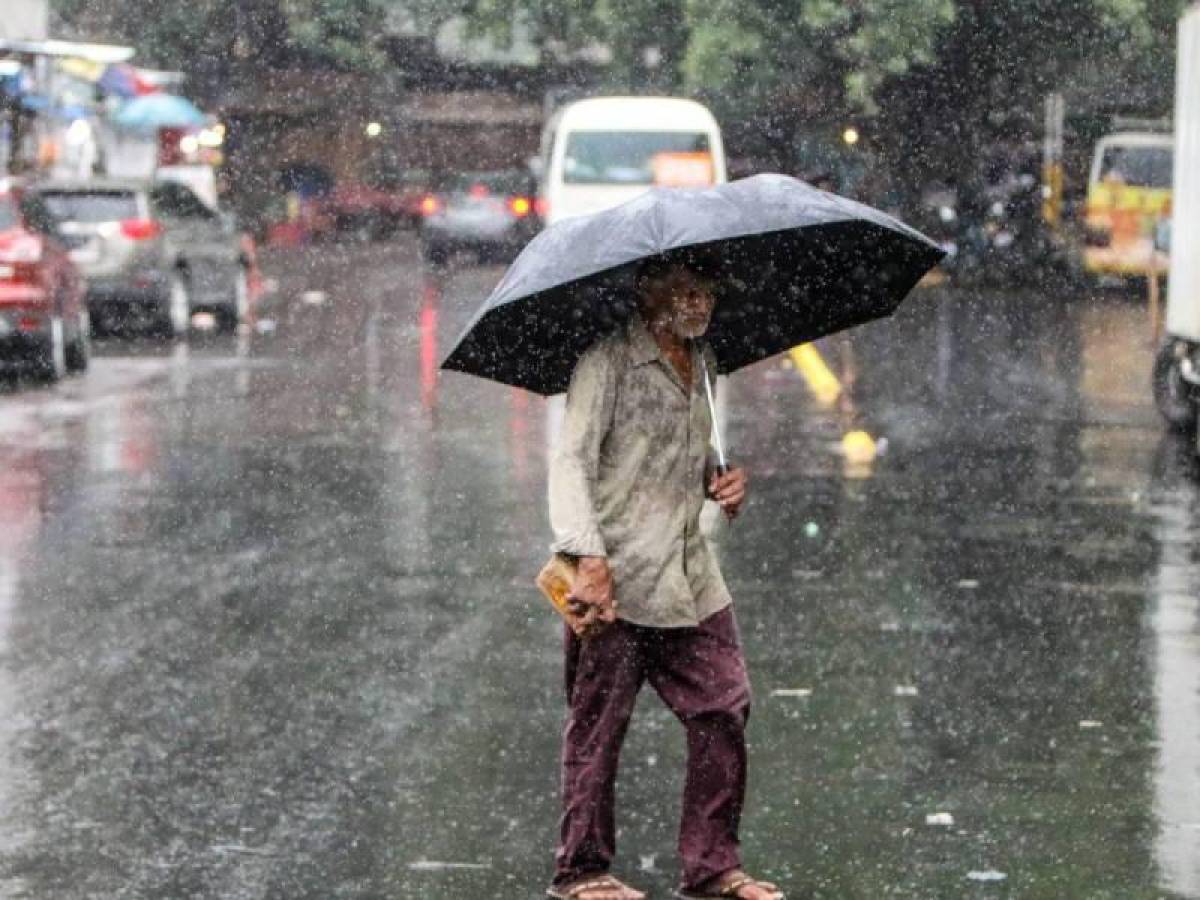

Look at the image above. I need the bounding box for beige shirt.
[549,314,733,628]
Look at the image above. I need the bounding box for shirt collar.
[626,312,711,395]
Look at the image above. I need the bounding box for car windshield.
[0,195,18,231]
[563,131,711,185]
[1098,145,1173,189]
[445,172,534,195]
[39,190,140,223]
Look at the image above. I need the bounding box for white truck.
[1154,2,1200,451]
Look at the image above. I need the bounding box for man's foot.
[676,868,784,899]
[548,873,647,899]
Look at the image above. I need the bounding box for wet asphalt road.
[0,235,1198,899]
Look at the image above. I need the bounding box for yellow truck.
[1083,131,1173,278]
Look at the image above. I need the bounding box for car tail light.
[534,197,550,218]
[0,231,41,284]
[468,184,490,199]
[508,196,533,218]
[419,195,442,216]
[120,218,163,240]
[17,313,46,332]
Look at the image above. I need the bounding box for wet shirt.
[549,314,733,628]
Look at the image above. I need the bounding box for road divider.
[788,343,842,406]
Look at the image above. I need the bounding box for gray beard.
[673,319,710,340]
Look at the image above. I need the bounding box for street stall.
[0,38,133,176]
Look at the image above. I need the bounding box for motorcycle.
[954,174,1064,286]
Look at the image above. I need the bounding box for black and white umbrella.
[442,173,944,397]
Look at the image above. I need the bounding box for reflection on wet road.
[0,237,1197,898]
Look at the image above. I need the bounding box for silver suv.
[34,178,247,336]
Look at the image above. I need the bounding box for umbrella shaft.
[701,357,727,472]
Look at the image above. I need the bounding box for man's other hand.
[567,556,617,637]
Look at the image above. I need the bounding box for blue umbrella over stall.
[113,93,205,132]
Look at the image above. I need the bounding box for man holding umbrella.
[546,256,778,900]
[440,174,943,900]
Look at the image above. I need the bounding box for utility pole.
[1042,91,1065,230]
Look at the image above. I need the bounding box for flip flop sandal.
[548,873,646,899]
[675,870,785,899]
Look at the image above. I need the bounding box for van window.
[1098,145,1172,189]
[150,183,215,220]
[563,131,712,185]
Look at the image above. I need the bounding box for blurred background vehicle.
[417,169,541,265]
[318,167,432,241]
[33,178,248,336]
[955,171,1064,286]
[0,180,89,381]
[537,96,727,226]
[1082,131,1173,283]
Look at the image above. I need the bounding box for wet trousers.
[554,606,752,890]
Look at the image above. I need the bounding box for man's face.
[639,266,717,339]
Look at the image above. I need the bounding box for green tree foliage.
[682,0,954,114]
[457,0,1184,181]
[875,0,1187,181]
[451,0,954,112]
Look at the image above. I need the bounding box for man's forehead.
[650,265,714,289]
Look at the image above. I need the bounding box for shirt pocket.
[619,368,689,446]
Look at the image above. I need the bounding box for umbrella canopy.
[113,93,205,132]
[442,174,945,396]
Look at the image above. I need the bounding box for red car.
[317,169,432,239]
[0,181,89,381]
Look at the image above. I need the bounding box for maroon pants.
[554,606,752,891]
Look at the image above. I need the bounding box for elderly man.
[546,258,783,900]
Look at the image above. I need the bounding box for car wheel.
[163,270,192,338]
[65,311,91,373]
[88,305,110,338]
[1153,342,1198,434]
[33,315,67,383]
[216,266,250,334]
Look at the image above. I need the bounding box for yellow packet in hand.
[536,554,586,634]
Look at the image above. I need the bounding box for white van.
[538,96,727,226]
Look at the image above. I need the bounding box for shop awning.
[0,38,134,64]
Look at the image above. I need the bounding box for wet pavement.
[0,235,1197,899]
